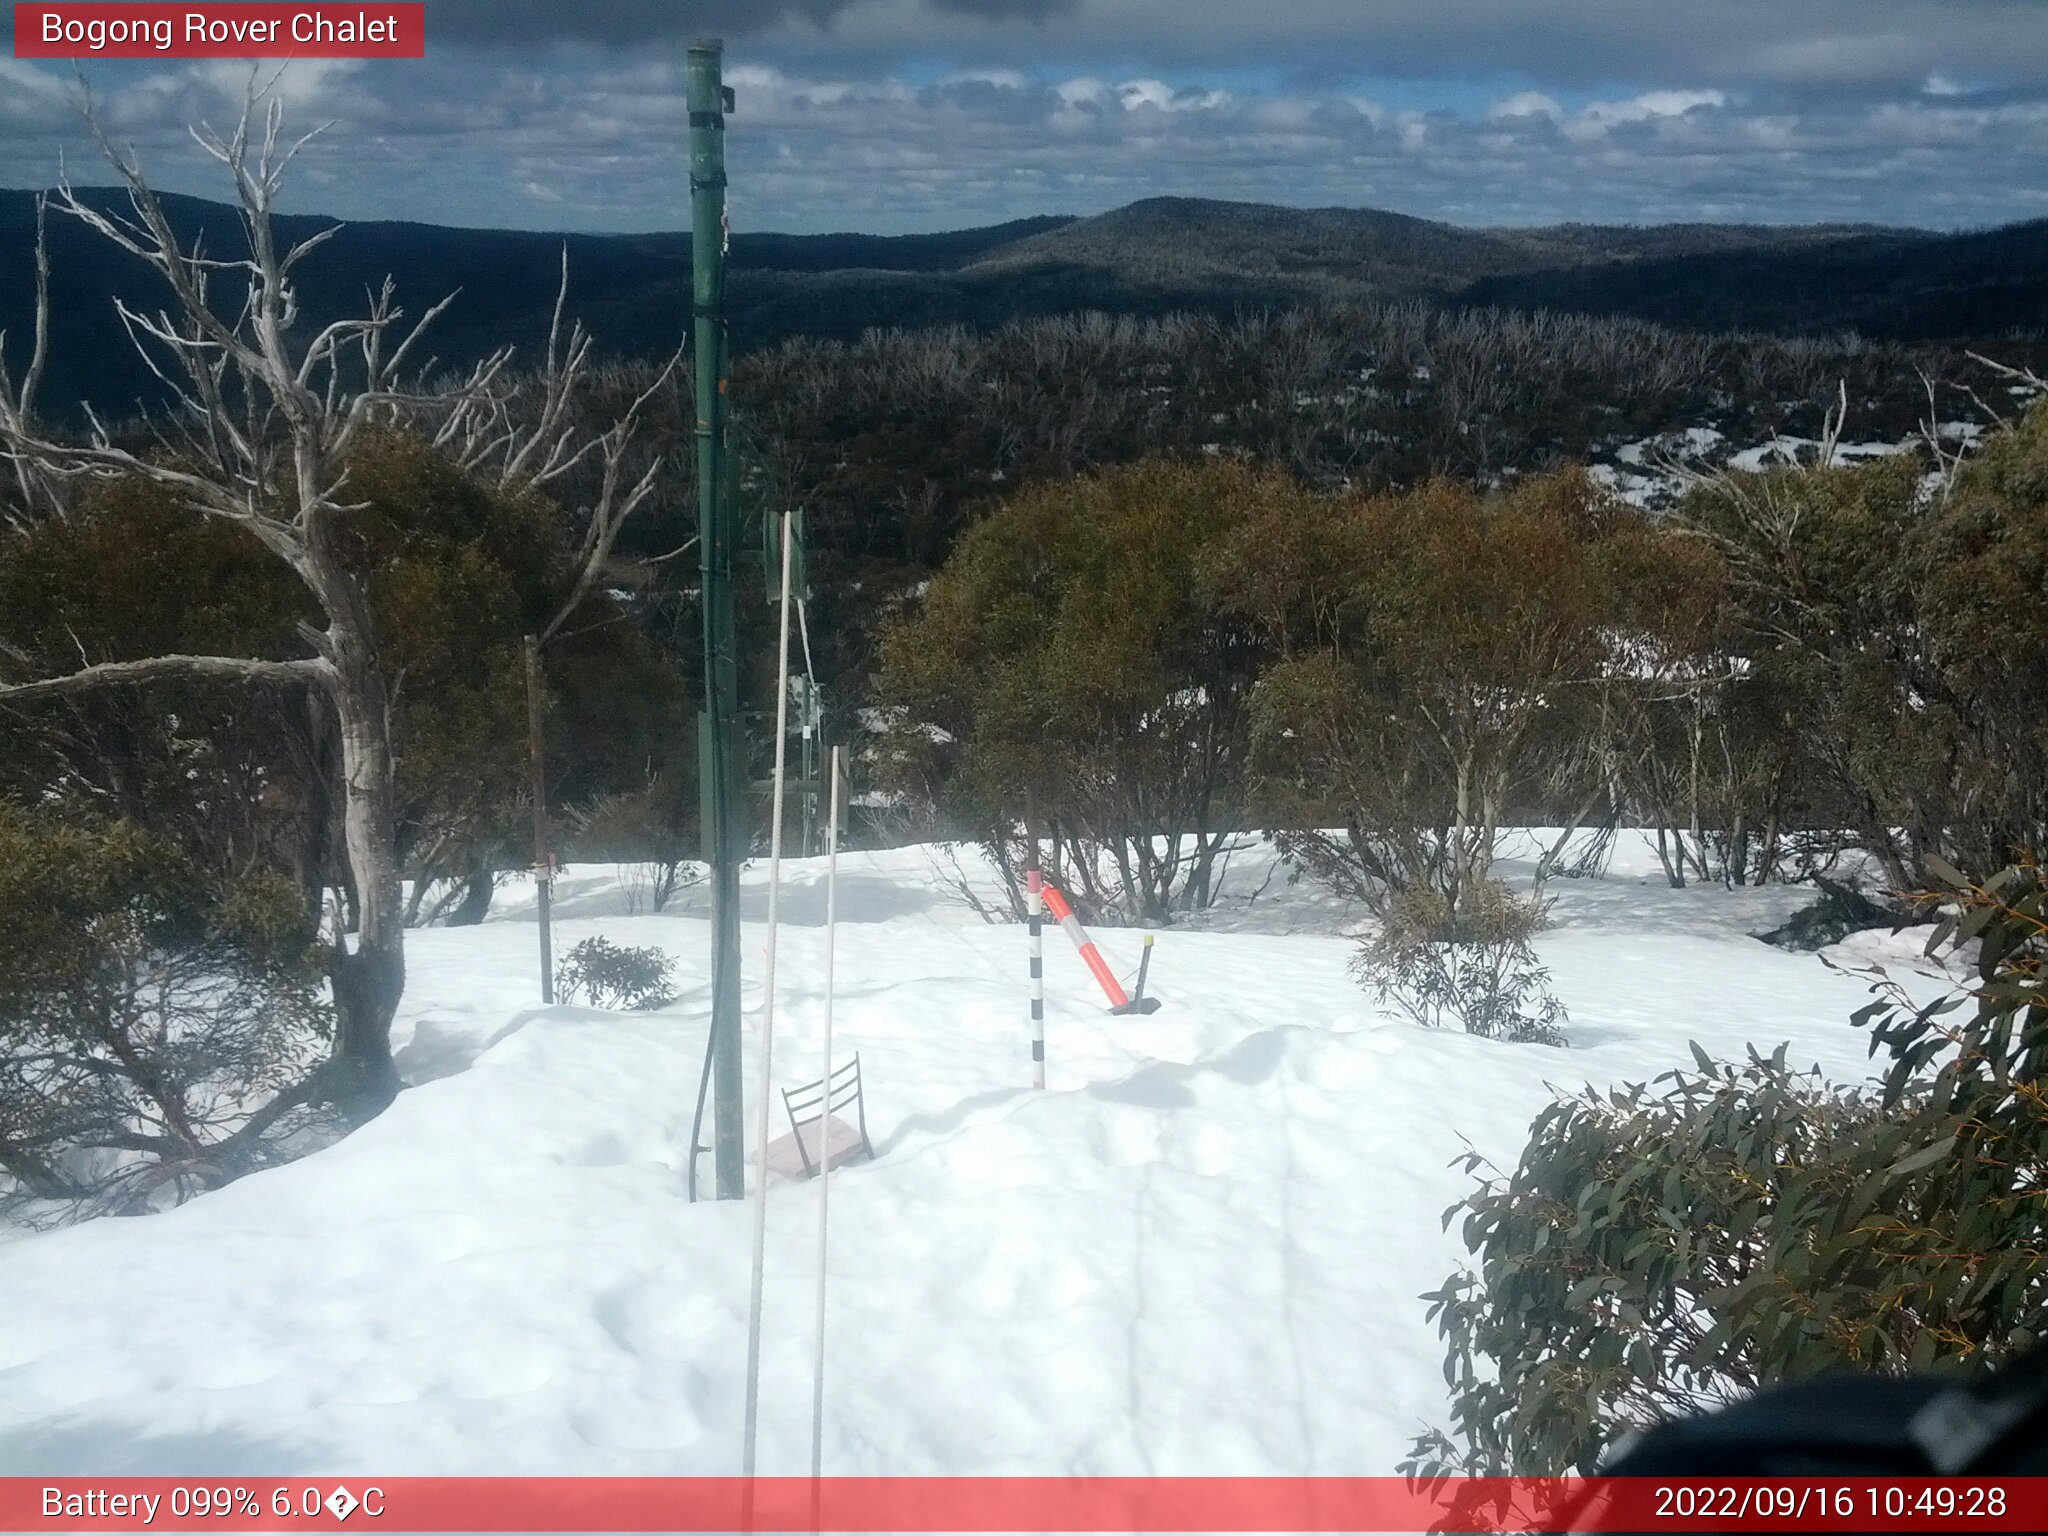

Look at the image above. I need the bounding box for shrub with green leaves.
[565,778,701,916]
[1354,880,1567,1046]
[874,458,1271,924]
[1678,401,2048,891]
[1403,860,2048,1476]
[557,937,677,1010]
[1246,469,1624,926]
[0,805,335,1223]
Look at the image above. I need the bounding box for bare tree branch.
[1918,368,1967,507]
[0,653,328,704]
[0,82,676,1119]
[0,192,58,524]
[538,348,680,644]
[1967,350,2048,396]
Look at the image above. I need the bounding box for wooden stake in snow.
[1026,790,1045,1087]
[743,511,796,1492]
[1028,869,1046,1089]
[524,634,554,1006]
[809,744,845,1501]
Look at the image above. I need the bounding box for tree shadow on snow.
[1083,1031,1289,1111]
[395,1007,549,1084]
[874,1085,1028,1157]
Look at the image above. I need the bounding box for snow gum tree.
[1680,399,2048,891]
[0,474,318,892]
[0,96,667,1123]
[0,806,334,1220]
[0,437,692,936]
[1244,468,1617,931]
[876,458,1273,923]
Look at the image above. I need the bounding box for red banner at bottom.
[3,1476,2043,1532]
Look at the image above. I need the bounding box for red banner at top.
[13,4,424,58]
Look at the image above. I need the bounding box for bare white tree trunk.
[0,87,670,1122]
[330,669,405,1107]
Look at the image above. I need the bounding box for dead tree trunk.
[326,653,404,1111]
[0,90,670,1127]
[445,857,497,927]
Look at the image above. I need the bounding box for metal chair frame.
[780,1052,874,1179]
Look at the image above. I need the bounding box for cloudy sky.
[5,0,2048,234]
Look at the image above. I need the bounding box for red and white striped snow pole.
[1027,870,1046,1089]
[1040,879,1132,1011]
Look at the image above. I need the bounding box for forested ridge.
[6,187,2046,420]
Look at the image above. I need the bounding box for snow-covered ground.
[1588,422,1976,511]
[0,835,1964,1477]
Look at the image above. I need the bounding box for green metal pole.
[689,39,745,1202]
[524,635,554,1007]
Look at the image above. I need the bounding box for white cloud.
[1115,77,1175,110]
[194,58,365,109]
[724,64,786,91]
[1563,88,1726,141]
[2,13,2045,236]
[0,58,69,128]
[1055,76,1109,109]
[939,68,1028,89]
[1582,88,1726,124]
[1487,91,1563,122]
[1114,79,1229,112]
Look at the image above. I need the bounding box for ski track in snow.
[0,835,1963,1476]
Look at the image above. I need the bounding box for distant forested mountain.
[1461,218,2048,340]
[2,188,2042,422]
